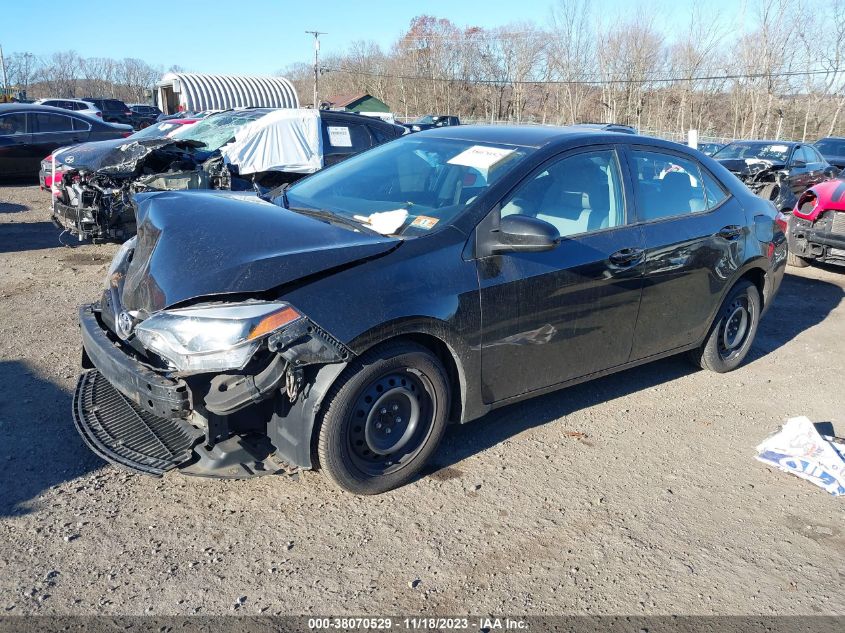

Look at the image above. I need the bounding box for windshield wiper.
[288,206,383,236]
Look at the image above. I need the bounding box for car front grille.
[73,370,202,476]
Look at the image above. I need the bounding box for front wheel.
[787,251,811,268]
[316,341,450,494]
[689,280,761,373]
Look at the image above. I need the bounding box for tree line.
[284,0,845,141]
[1,51,161,103]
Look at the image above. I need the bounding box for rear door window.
[630,150,709,221]
[0,113,27,136]
[322,121,372,155]
[33,113,74,133]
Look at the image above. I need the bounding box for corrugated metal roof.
[157,73,299,111]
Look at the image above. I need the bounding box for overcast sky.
[3,0,749,76]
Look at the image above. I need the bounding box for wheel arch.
[348,324,470,426]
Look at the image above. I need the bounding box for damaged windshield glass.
[714,142,791,162]
[284,136,534,236]
[171,109,272,152]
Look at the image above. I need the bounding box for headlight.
[135,302,301,373]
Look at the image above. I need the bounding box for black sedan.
[0,104,132,178]
[72,126,786,494]
[713,140,836,212]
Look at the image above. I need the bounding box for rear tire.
[787,251,811,268]
[689,280,760,373]
[316,341,450,494]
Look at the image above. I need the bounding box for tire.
[787,251,811,268]
[316,341,450,494]
[689,280,761,373]
[757,183,779,201]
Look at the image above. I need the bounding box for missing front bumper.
[73,369,203,476]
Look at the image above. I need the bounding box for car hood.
[120,191,400,314]
[717,158,785,174]
[57,138,203,174]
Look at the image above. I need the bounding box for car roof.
[726,139,798,146]
[0,103,95,115]
[419,124,679,150]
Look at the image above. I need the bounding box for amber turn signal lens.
[248,307,301,340]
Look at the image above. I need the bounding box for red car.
[787,179,845,267]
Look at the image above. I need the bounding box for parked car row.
[46,107,405,240]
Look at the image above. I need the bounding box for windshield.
[128,121,183,141]
[170,109,270,151]
[814,139,845,156]
[285,135,535,236]
[414,115,436,125]
[714,142,791,162]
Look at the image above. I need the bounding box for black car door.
[477,147,645,402]
[0,112,33,177]
[787,145,814,193]
[625,146,744,360]
[804,145,829,185]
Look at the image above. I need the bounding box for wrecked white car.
[49,108,405,241]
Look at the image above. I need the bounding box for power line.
[322,66,838,86]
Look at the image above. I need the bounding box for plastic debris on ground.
[755,416,845,496]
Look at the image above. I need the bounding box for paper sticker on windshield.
[410,215,439,230]
[770,145,788,152]
[327,126,352,147]
[448,145,514,171]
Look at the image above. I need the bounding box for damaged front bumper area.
[73,303,351,478]
[788,211,845,264]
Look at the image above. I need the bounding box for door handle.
[717,225,743,240]
[609,247,645,267]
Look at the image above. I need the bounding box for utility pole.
[305,30,326,108]
[0,44,8,98]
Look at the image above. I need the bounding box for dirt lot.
[0,182,843,617]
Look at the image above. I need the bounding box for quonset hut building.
[155,72,299,114]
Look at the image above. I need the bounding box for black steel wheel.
[689,279,761,373]
[317,341,450,494]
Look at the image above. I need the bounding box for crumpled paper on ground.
[756,416,845,496]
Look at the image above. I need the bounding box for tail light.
[121,132,132,138]
[43,154,53,162]
[96,112,102,117]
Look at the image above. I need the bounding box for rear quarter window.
[34,113,74,133]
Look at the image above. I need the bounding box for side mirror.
[491,214,560,254]
[791,159,806,168]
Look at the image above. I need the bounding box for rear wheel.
[689,280,760,373]
[316,341,450,494]
[787,251,811,268]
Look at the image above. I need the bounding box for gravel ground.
[1,182,843,617]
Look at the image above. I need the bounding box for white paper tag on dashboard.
[448,145,514,171]
[353,209,409,235]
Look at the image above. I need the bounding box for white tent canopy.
[156,73,299,114]
[220,108,323,175]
